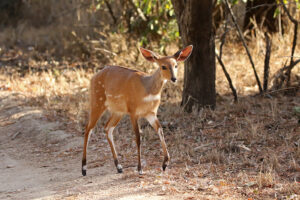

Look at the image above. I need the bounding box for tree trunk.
[171,0,216,112]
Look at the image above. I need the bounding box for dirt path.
[0,91,188,200]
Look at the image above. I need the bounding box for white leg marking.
[117,164,122,170]
[82,165,87,170]
[87,128,94,145]
[145,115,157,126]
[107,126,115,142]
[139,169,143,175]
[157,128,164,140]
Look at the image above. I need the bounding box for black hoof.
[82,159,87,176]
[117,168,123,173]
[162,164,167,171]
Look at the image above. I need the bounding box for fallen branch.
[237,144,251,152]
[194,143,214,151]
[271,58,300,91]
[11,131,21,140]
[263,86,299,95]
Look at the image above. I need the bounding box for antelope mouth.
[171,77,177,83]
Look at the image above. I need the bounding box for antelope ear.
[173,45,193,62]
[140,47,158,62]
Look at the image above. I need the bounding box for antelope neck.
[144,68,166,95]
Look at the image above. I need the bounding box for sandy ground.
[0,91,189,200]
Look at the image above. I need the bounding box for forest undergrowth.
[0,27,299,199]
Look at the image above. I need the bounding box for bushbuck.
[82,45,193,176]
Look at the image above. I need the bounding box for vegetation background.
[0,0,299,199]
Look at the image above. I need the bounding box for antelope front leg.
[146,114,170,171]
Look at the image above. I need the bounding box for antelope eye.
[175,65,178,68]
[162,66,167,70]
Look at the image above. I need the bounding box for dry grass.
[0,23,299,199]
[216,21,300,96]
[0,0,120,58]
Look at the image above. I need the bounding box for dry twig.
[280,0,299,87]
[263,33,272,92]
[104,0,117,24]
[215,12,238,102]
[224,0,263,94]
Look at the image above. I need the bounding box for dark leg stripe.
[82,159,87,176]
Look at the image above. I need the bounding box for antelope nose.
[171,77,177,82]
